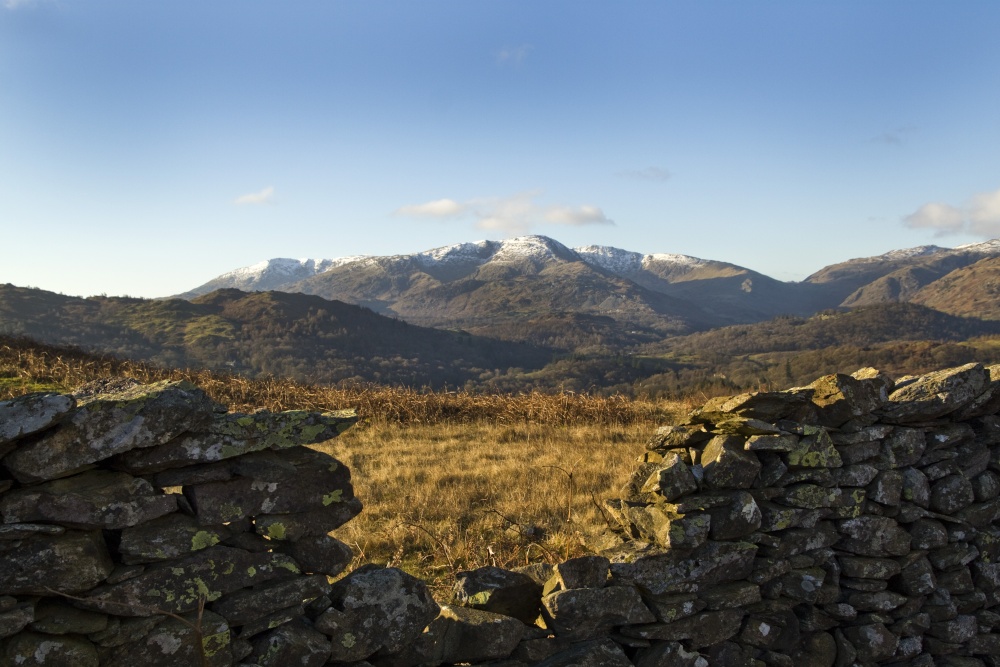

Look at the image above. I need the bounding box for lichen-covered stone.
[247,619,330,667]
[0,392,75,446]
[184,446,354,525]
[100,610,232,667]
[2,380,217,483]
[435,605,526,663]
[640,452,698,501]
[803,373,885,427]
[836,516,910,557]
[316,565,439,661]
[83,546,302,615]
[620,608,745,648]
[113,409,357,474]
[633,641,711,667]
[881,363,990,423]
[118,513,231,564]
[930,473,975,513]
[705,491,761,540]
[1,631,99,666]
[0,603,34,638]
[609,540,758,597]
[702,435,761,489]
[541,585,654,640]
[453,566,544,624]
[278,534,354,578]
[210,573,330,626]
[253,497,363,541]
[0,469,177,530]
[533,638,635,667]
[0,529,113,595]
[786,427,842,469]
[692,389,814,424]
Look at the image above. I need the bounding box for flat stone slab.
[113,409,357,474]
[881,363,989,423]
[118,513,232,564]
[0,392,75,446]
[184,446,355,525]
[0,529,113,595]
[609,540,758,597]
[2,380,217,483]
[0,469,177,529]
[83,546,302,615]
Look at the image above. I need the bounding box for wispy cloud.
[233,186,275,206]
[903,186,1000,237]
[496,44,532,65]
[394,191,614,235]
[395,198,465,218]
[871,126,917,146]
[617,166,672,183]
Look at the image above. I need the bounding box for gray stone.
[836,516,910,557]
[0,603,34,638]
[0,469,177,530]
[210,573,330,626]
[118,513,231,564]
[248,620,330,667]
[745,433,799,452]
[253,497,363,541]
[541,585,654,640]
[2,380,217,483]
[693,389,814,424]
[634,641,711,667]
[453,566,542,624]
[29,599,108,635]
[278,534,354,578]
[550,555,610,591]
[84,546,302,615]
[786,427,842,469]
[316,565,439,661]
[184,446,355,525]
[901,466,931,507]
[705,491,761,540]
[100,610,232,667]
[882,363,990,423]
[435,605,525,663]
[841,622,898,662]
[1,631,99,666]
[868,470,903,506]
[115,409,356,473]
[620,608,745,647]
[610,540,758,597]
[702,435,761,489]
[640,452,698,501]
[0,392,75,446]
[930,473,975,513]
[0,529,113,595]
[533,638,635,667]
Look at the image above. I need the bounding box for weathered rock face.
[4,363,1000,666]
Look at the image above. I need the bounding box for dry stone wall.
[2,363,1000,666]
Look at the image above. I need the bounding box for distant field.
[0,335,686,591]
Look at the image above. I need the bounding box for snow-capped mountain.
[176,235,1000,340]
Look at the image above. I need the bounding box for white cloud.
[395,191,614,235]
[496,44,532,65]
[617,166,672,183]
[394,198,465,218]
[545,204,613,226]
[903,186,1000,237]
[234,186,274,206]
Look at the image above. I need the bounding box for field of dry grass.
[0,335,688,592]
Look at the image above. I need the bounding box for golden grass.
[319,421,652,596]
[0,335,689,593]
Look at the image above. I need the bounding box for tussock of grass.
[0,335,688,591]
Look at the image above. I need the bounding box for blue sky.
[2,1,999,298]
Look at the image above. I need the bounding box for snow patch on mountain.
[574,245,644,273]
[954,239,1000,254]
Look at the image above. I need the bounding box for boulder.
[453,566,542,624]
[0,529,113,595]
[0,392,75,447]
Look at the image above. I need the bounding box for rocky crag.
[1,363,1000,665]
